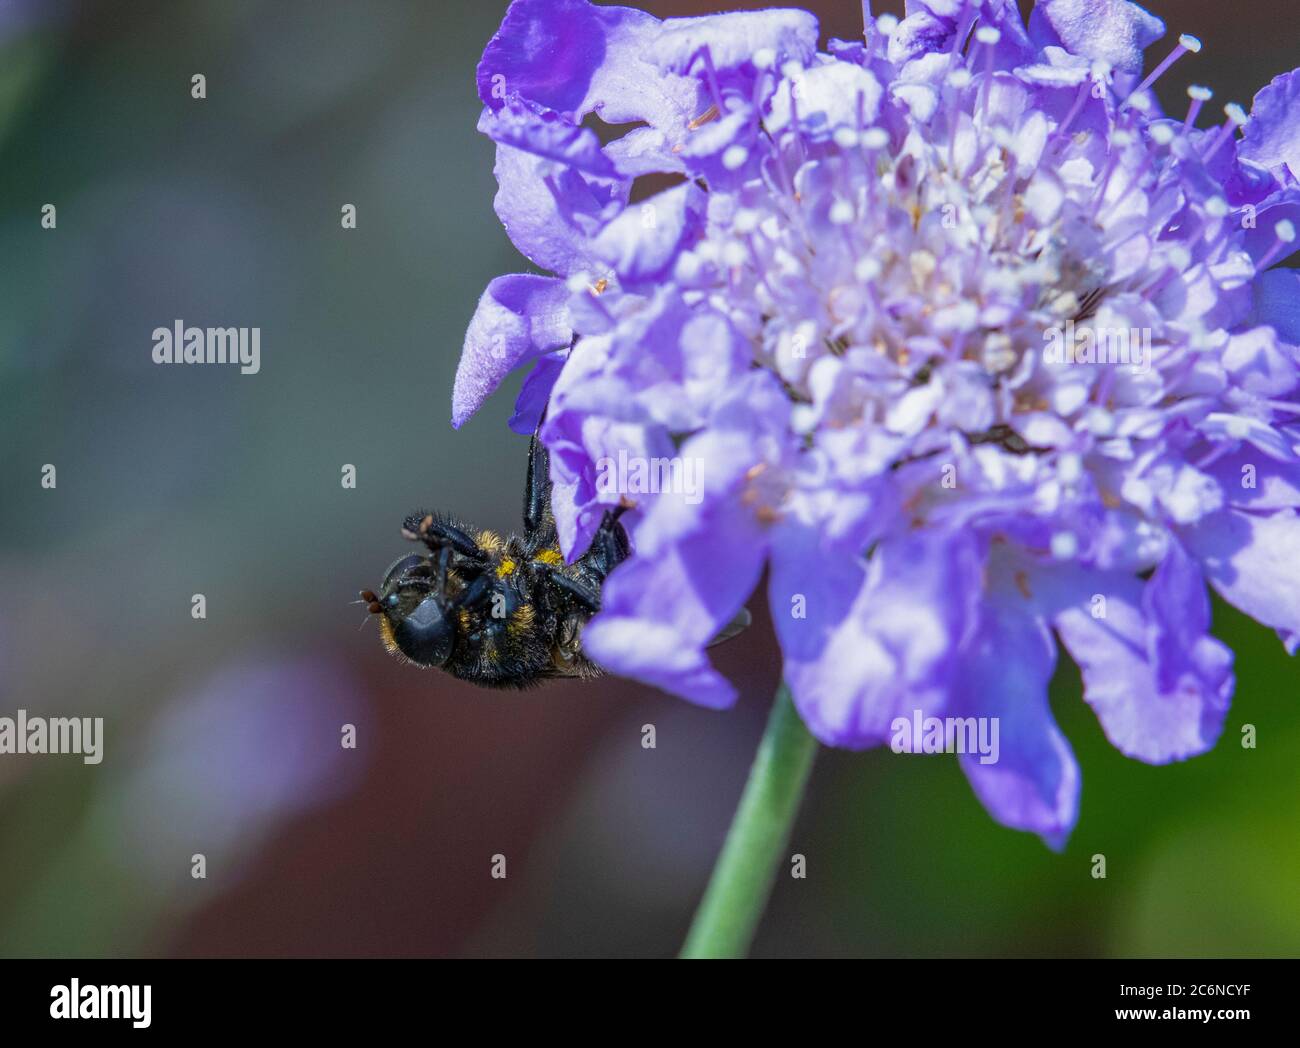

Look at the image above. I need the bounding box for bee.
[361,430,749,688]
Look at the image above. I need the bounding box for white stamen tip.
[947,69,973,89]
[1187,85,1213,101]
[854,257,882,282]
[722,144,749,170]
[1205,197,1229,218]
[673,252,701,282]
[1178,34,1203,53]
[1224,103,1248,125]
[861,127,889,149]
[721,241,748,267]
[875,14,899,36]
[1149,124,1175,145]
[829,200,855,226]
[975,27,1001,45]
[753,47,776,70]
[733,208,760,234]
[1277,220,1298,243]
[1058,453,1083,484]
[833,127,859,149]
[1050,532,1079,560]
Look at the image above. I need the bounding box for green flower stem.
[680,682,818,959]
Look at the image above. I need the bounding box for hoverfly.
[361,430,749,687]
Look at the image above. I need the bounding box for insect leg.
[402,514,488,563]
[450,573,493,610]
[587,507,629,578]
[535,562,601,614]
[523,431,553,541]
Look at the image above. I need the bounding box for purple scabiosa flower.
[456,0,1300,848]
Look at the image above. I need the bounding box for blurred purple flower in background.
[455,0,1300,846]
[115,655,368,891]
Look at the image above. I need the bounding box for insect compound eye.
[392,595,455,667]
[382,553,429,589]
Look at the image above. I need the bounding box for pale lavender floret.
[453,274,570,429]
[457,0,1300,847]
[649,9,819,74]
[1238,70,1300,179]
[593,181,707,285]
[1029,0,1165,75]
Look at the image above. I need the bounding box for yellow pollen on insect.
[534,548,564,567]
[496,558,516,578]
[508,603,536,636]
[476,530,504,554]
[378,614,398,655]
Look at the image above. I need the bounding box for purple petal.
[582,497,768,710]
[650,9,818,74]
[548,472,602,561]
[542,404,675,560]
[888,10,954,65]
[768,527,876,744]
[766,63,884,139]
[592,181,705,286]
[1240,69,1300,180]
[978,1,1036,63]
[487,138,624,275]
[480,96,618,178]
[508,352,566,435]
[1241,196,1300,269]
[1249,268,1300,346]
[1029,0,1165,75]
[580,371,797,699]
[477,0,693,130]
[1222,326,1299,397]
[1031,557,1232,764]
[1184,509,1300,637]
[774,530,983,748]
[1143,544,1232,697]
[453,275,571,429]
[604,126,687,179]
[954,597,1079,851]
[1204,449,1300,511]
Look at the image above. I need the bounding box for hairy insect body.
[363,435,629,688]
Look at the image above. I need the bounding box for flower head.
[457,0,1300,847]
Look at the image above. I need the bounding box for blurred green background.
[0,0,1296,958]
